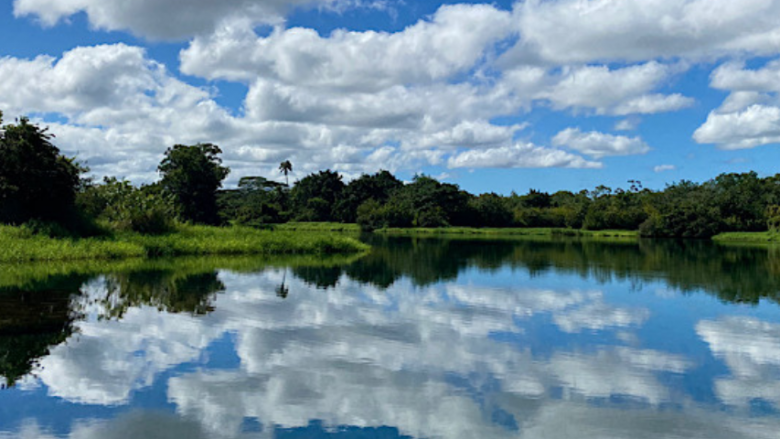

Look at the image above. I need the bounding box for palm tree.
[279,160,293,187]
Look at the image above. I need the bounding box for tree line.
[3,112,780,238]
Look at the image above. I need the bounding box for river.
[1,236,780,438]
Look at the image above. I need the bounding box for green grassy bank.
[712,231,780,244]
[0,225,369,263]
[375,227,639,239]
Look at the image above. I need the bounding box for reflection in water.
[0,278,83,388]
[2,238,780,438]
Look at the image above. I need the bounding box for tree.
[158,143,229,225]
[0,114,83,226]
[335,170,403,223]
[291,170,345,222]
[279,160,293,187]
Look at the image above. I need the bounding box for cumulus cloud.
[180,4,515,90]
[7,1,775,180]
[447,142,602,169]
[695,60,780,149]
[13,0,356,40]
[507,0,780,65]
[527,62,694,115]
[552,128,651,159]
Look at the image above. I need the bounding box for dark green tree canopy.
[335,170,404,223]
[291,170,345,221]
[158,143,230,225]
[0,116,83,225]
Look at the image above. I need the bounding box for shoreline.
[0,224,369,263]
[4,223,780,263]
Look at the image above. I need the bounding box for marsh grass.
[0,224,368,263]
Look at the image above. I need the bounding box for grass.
[376,227,639,239]
[275,222,361,233]
[0,224,368,263]
[712,231,780,244]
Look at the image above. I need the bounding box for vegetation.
[0,112,89,233]
[158,143,230,225]
[4,112,780,250]
[0,224,367,262]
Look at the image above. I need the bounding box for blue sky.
[2,0,780,194]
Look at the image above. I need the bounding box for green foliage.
[158,143,230,225]
[469,193,513,228]
[335,170,403,223]
[79,178,177,234]
[291,170,345,221]
[767,205,780,232]
[390,175,473,227]
[639,180,722,238]
[0,116,84,226]
[582,189,648,231]
[218,181,290,226]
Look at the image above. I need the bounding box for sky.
[2,0,780,194]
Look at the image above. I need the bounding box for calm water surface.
[2,237,780,438]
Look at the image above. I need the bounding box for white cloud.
[711,60,780,92]
[694,104,780,150]
[698,317,780,408]
[614,118,640,131]
[13,0,357,40]
[528,62,694,116]
[695,60,780,149]
[180,4,515,91]
[507,0,780,65]
[553,128,651,159]
[654,164,676,173]
[447,142,602,169]
[553,302,650,333]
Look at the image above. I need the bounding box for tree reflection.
[97,270,225,319]
[0,278,83,388]
[304,236,780,306]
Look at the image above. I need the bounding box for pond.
[2,236,780,438]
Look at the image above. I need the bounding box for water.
[2,237,780,438]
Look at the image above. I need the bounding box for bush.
[80,178,176,235]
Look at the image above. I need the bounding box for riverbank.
[712,231,780,243]
[375,227,639,239]
[0,225,369,263]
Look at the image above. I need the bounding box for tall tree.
[158,143,229,225]
[291,170,345,222]
[279,160,293,187]
[0,114,83,225]
[335,170,403,223]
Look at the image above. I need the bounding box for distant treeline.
[219,166,780,239]
[2,112,780,238]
